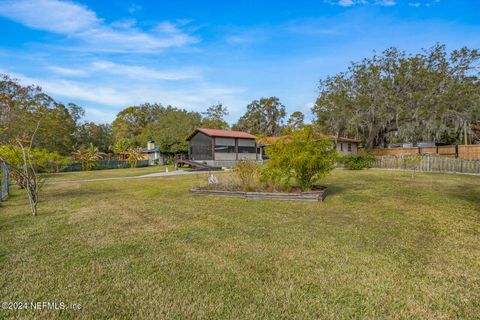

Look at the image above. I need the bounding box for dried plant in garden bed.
[193,171,328,201]
[196,179,326,193]
[191,186,328,201]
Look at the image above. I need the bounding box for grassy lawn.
[0,169,479,319]
[43,165,175,182]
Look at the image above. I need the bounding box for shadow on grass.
[325,184,348,197]
[444,183,480,208]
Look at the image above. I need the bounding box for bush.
[402,155,422,178]
[234,160,261,191]
[112,137,133,153]
[341,153,375,170]
[164,155,174,165]
[0,145,70,173]
[261,126,339,191]
[72,144,105,171]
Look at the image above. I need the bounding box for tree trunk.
[365,125,381,150]
[464,123,469,145]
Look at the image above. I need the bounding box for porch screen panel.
[190,132,212,160]
[238,139,256,153]
[215,138,235,153]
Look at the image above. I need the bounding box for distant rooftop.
[258,134,360,146]
[140,146,159,153]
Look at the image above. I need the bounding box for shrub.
[125,148,141,168]
[341,153,375,170]
[0,145,70,173]
[112,138,133,153]
[72,143,105,171]
[164,155,174,165]
[261,126,339,191]
[234,160,261,191]
[402,155,422,178]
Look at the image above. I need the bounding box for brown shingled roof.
[320,134,360,143]
[187,128,257,140]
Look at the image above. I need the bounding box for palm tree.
[125,148,142,168]
[72,143,105,171]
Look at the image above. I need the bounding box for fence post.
[0,162,9,202]
[455,145,459,159]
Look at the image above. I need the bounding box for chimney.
[147,140,155,150]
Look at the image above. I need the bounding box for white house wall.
[336,142,358,155]
[214,152,237,160]
[147,152,165,165]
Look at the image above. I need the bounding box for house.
[140,140,166,165]
[332,136,360,155]
[186,128,257,167]
[257,135,360,160]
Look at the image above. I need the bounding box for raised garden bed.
[190,187,328,202]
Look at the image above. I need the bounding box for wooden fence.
[373,155,480,175]
[368,144,480,159]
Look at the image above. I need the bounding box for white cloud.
[90,61,203,80]
[376,0,396,6]
[338,0,356,6]
[47,60,203,80]
[6,70,247,123]
[328,0,366,6]
[328,0,441,7]
[0,0,197,52]
[111,19,137,29]
[36,78,132,106]
[327,0,396,6]
[0,0,97,33]
[409,0,440,7]
[47,66,89,77]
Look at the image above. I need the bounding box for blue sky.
[1,0,479,124]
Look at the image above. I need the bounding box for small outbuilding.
[186,128,257,167]
[332,136,360,155]
[140,140,166,165]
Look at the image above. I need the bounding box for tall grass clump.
[234,160,261,191]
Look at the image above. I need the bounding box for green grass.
[43,165,175,182]
[1,169,479,319]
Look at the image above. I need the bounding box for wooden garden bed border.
[190,187,328,202]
